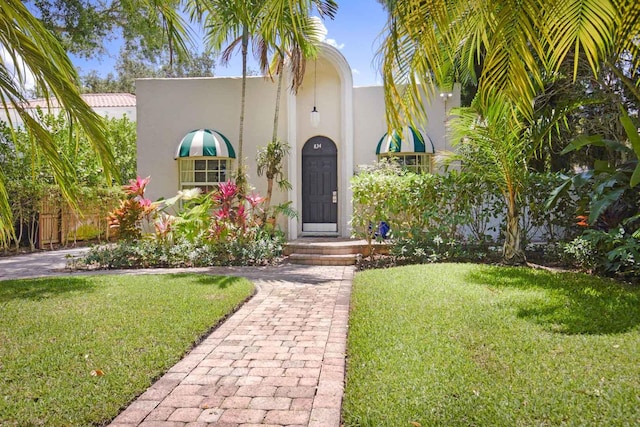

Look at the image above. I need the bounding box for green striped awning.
[376,126,435,154]
[175,129,236,159]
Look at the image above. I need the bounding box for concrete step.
[287,253,360,266]
[284,240,391,257]
[284,243,365,256]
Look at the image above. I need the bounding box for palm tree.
[187,0,264,193]
[188,0,337,195]
[379,0,640,126]
[260,0,337,143]
[258,2,337,220]
[451,96,530,264]
[0,0,117,242]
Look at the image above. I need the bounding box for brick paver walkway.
[108,265,354,427]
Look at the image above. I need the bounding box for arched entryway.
[302,136,338,232]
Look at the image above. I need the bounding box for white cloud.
[0,47,36,92]
[310,16,328,43]
[352,68,360,75]
[310,16,345,50]
[325,39,345,50]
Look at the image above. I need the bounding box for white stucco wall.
[353,84,461,171]
[137,77,288,208]
[136,44,460,239]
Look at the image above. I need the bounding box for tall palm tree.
[187,0,264,193]
[262,1,337,145]
[379,0,640,127]
[188,0,337,195]
[258,1,337,216]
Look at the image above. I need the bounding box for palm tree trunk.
[236,26,249,194]
[271,57,284,143]
[263,57,285,218]
[502,192,526,265]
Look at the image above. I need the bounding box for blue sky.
[70,0,388,87]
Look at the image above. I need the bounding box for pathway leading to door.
[109,264,353,427]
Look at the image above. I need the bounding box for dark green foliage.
[351,166,578,265]
[0,111,137,186]
[0,112,135,249]
[80,232,285,268]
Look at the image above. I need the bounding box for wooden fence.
[38,195,113,249]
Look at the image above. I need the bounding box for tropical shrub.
[81,231,285,269]
[107,176,155,241]
[81,178,285,268]
[521,171,581,244]
[563,229,640,278]
[351,162,472,245]
[0,112,136,250]
[351,163,585,266]
[550,109,640,278]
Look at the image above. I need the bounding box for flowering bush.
[107,176,155,241]
[564,228,640,278]
[87,178,284,268]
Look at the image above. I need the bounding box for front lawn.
[344,264,640,426]
[0,273,254,426]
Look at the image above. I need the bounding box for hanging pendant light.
[310,59,320,128]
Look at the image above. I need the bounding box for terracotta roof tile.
[15,93,136,109]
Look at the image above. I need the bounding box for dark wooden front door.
[302,136,337,231]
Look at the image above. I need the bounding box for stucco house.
[136,43,460,240]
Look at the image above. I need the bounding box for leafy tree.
[0,0,118,241]
[379,0,640,126]
[25,0,192,63]
[81,48,216,94]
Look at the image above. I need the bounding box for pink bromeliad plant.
[209,182,266,242]
[108,176,156,241]
[108,177,270,245]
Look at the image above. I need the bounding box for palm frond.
[543,0,617,80]
[0,0,118,238]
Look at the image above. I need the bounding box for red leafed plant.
[108,176,156,241]
[209,182,265,242]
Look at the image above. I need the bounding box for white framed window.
[378,153,434,174]
[178,158,232,193]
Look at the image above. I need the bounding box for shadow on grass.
[466,265,640,335]
[167,273,245,289]
[0,277,96,302]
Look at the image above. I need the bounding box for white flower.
[413,247,426,257]
[433,235,443,245]
[178,188,202,200]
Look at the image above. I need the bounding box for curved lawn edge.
[0,273,256,426]
[107,279,259,423]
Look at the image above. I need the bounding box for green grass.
[344,264,640,426]
[0,273,254,426]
